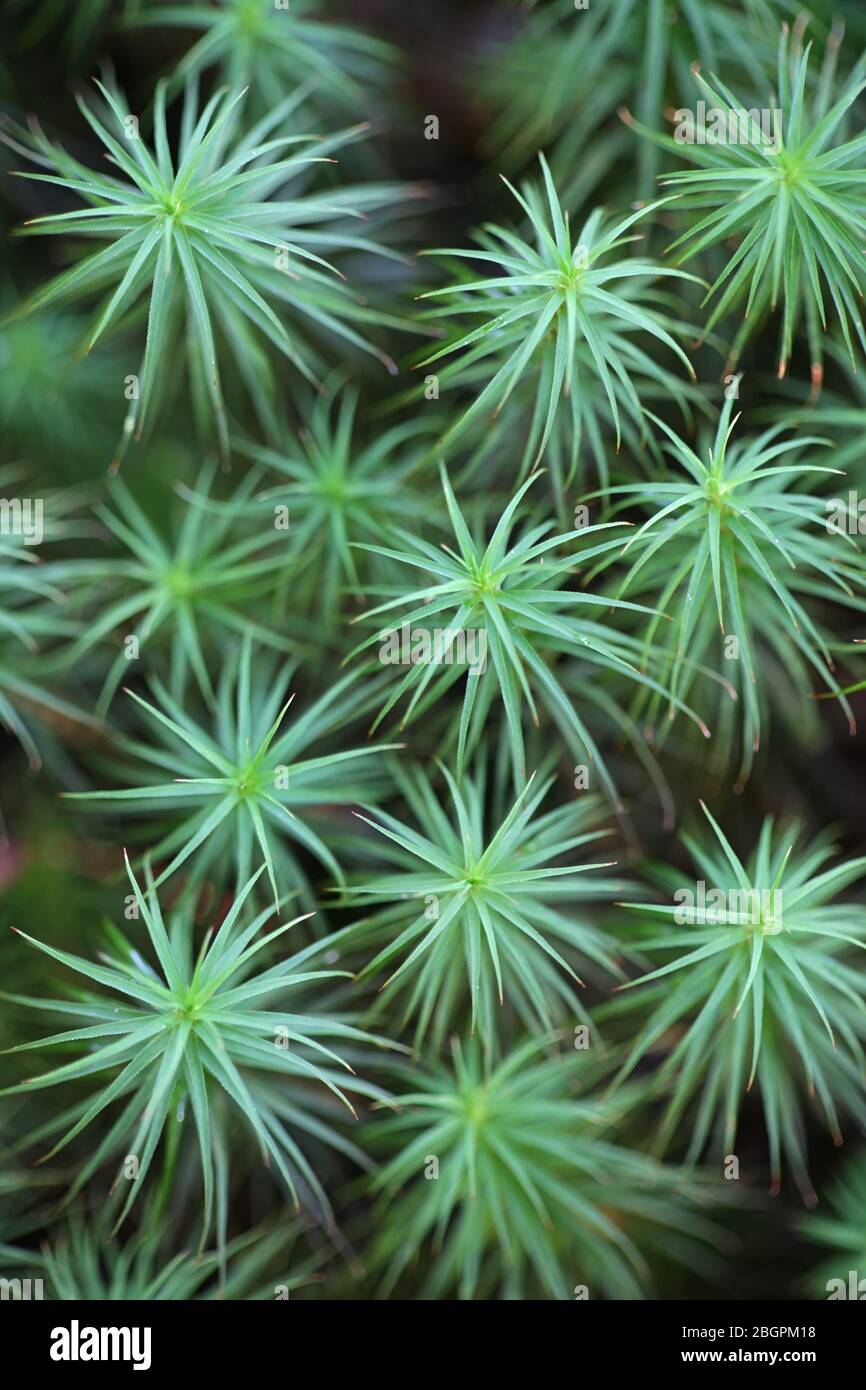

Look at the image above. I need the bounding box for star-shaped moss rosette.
[226,385,440,629]
[20,1205,327,1301]
[414,155,700,476]
[608,802,866,1201]
[131,0,398,128]
[626,24,866,381]
[1,78,411,465]
[350,464,709,803]
[587,391,866,788]
[479,0,781,204]
[1,861,395,1242]
[65,637,397,907]
[341,759,626,1050]
[62,464,304,717]
[367,1036,728,1300]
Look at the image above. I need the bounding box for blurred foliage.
[1,0,865,1302]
